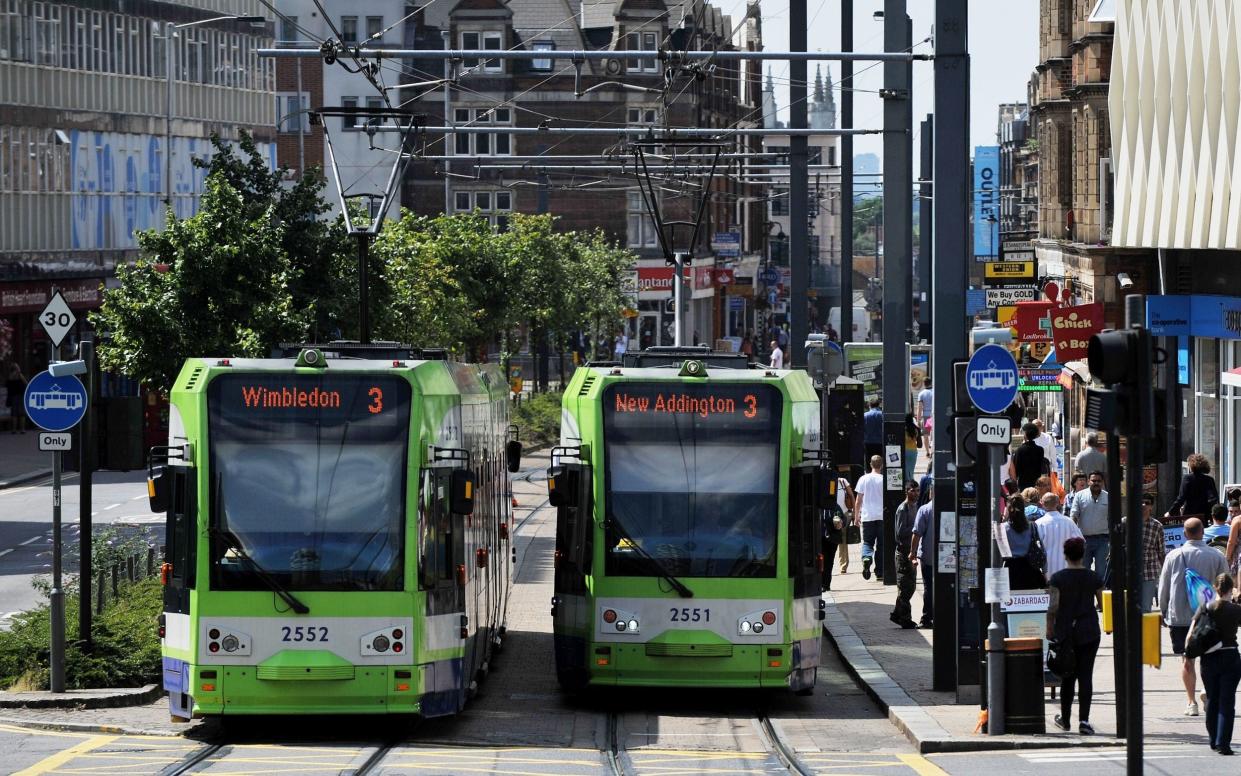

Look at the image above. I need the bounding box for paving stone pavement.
[824,547,1213,753]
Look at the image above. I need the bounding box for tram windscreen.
[207,373,411,591]
[602,383,782,578]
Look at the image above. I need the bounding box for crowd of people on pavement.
[825,409,1241,754]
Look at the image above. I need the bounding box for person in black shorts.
[1047,536,1104,735]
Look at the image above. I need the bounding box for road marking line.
[103,503,120,511]
[0,549,12,559]
[21,536,42,545]
[11,734,119,775]
[897,753,952,775]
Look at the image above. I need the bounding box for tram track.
[158,742,222,775]
[757,713,815,776]
[605,711,628,776]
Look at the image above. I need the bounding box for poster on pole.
[973,146,1000,261]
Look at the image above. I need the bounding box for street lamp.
[164,16,266,213]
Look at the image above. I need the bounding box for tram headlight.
[221,635,239,653]
[372,635,391,653]
[627,619,638,632]
[740,621,752,633]
[616,621,627,632]
[738,608,779,636]
[599,606,639,635]
[753,623,764,633]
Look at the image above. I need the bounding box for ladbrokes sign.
[1051,302,1103,361]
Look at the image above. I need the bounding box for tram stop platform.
[822,548,1212,754]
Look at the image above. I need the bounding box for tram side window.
[787,467,818,577]
[419,470,455,588]
[167,467,196,588]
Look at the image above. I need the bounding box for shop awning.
[1058,360,1091,389]
[1223,367,1241,388]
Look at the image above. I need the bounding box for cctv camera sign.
[1051,302,1103,361]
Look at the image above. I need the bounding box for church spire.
[814,65,824,103]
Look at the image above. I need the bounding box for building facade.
[997,102,1035,237]
[0,0,275,391]
[1110,0,1241,490]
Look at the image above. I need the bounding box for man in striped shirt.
[1035,492,1083,577]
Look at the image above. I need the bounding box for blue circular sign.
[23,370,88,432]
[965,343,1019,415]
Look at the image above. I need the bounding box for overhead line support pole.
[260,48,932,62]
[789,0,808,367]
[841,0,854,346]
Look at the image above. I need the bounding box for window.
[495,191,512,211]
[453,190,513,227]
[0,9,30,62]
[628,107,658,125]
[280,15,298,42]
[532,40,554,70]
[455,191,471,211]
[770,188,789,217]
[341,96,358,129]
[626,31,658,73]
[341,16,358,44]
[482,31,503,72]
[366,16,383,42]
[460,31,480,68]
[627,191,659,249]
[277,92,309,133]
[448,108,514,157]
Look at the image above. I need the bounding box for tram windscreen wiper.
[607,513,694,598]
[210,526,311,614]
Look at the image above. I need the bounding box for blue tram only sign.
[965,343,1019,416]
[23,370,88,432]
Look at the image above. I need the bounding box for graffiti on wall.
[69,131,275,251]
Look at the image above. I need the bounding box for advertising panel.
[973,146,1000,261]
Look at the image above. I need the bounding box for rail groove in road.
[758,713,814,775]
[157,742,221,775]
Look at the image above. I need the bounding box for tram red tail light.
[603,609,617,624]
[762,611,776,626]
[208,642,220,653]
[393,641,403,653]
[816,553,825,573]
[499,522,509,540]
[160,562,172,586]
[476,548,488,568]
[456,564,467,586]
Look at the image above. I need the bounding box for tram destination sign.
[604,383,780,428]
[208,374,412,427]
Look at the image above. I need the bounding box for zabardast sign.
[984,261,1036,281]
[973,146,1000,261]
[1051,302,1104,361]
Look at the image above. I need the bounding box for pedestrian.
[1047,535,1104,735]
[1004,497,1047,589]
[917,460,934,508]
[1010,423,1048,489]
[1193,572,1241,755]
[740,334,754,357]
[1022,487,1045,520]
[891,480,921,629]
[1206,504,1232,546]
[5,362,26,434]
[1033,419,1056,475]
[822,474,846,592]
[1158,517,1230,716]
[826,322,839,342]
[836,474,855,575]
[1225,499,1241,584]
[854,455,886,581]
[1073,431,1107,479]
[863,397,883,464]
[1036,493,1084,578]
[613,328,629,359]
[1133,493,1167,612]
[768,339,784,369]
[1070,472,1088,494]
[1068,471,1110,576]
[1168,453,1220,519]
[903,413,921,481]
[910,486,935,628]
[916,377,933,434]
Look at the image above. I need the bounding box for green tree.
[93,176,305,392]
[566,230,637,361]
[853,195,883,256]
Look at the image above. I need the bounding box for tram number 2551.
[669,607,710,623]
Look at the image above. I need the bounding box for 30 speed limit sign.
[38,290,77,348]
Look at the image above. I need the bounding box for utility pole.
[880,0,911,586]
[1123,295,1147,775]
[918,117,932,341]
[788,0,808,367]
[931,0,969,692]
[78,340,96,648]
[840,0,854,345]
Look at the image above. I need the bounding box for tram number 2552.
[669,607,710,623]
[281,626,330,642]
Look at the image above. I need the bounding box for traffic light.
[1086,328,1156,438]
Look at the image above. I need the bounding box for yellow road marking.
[897,753,952,776]
[10,735,118,776]
[0,724,90,739]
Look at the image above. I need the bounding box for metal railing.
[92,547,157,615]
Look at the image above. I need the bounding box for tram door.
[787,463,824,599]
[162,466,196,615]
[550,461,592,689]
[419,465,468,712]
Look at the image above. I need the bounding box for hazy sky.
[752,0,1040,176]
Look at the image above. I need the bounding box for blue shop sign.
[1146,294,1241,339]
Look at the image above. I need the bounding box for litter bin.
[1004,636,1047,734]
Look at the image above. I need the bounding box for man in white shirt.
[1033,419,1056,475]
[769,340,784,369]
[1035,492,1083,577]
[853,455,886,580]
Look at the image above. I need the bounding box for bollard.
[127,555,135,582]
[111,564,119,597]
[96,572,105,614]
[147,547,155,577]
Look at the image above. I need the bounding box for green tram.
[547,347,830,693]
[148,346,518,720]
